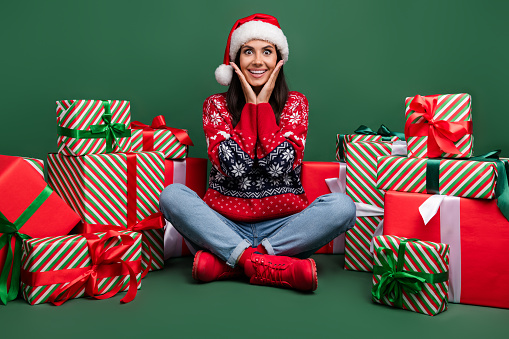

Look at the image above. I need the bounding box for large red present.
[384,191,509,309]
[163,158,208,260]
[0,155,82,304]
[301,161,346,254]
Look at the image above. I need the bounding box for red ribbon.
[20,230,141,305]
[132,115,194,151]
[404,95,472,158]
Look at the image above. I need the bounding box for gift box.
[344,141,407,272]
[372,235,449,316]
[131,115,194,159]
[20,230,142,305]
[300,161,346,254]
[336,125,403,161]
[405,93,473,158]
[47,151,165,274]
[0,155,82,304]
[163,158,208,260]
[56,100,132,156]
[22,157,44,177]
[377,155,498,199]
[384,191,509,309]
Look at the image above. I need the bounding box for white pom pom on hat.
[215,13,289,86]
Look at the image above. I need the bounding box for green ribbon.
[371,238,449,309]
[0,185,52,304]
[57,101,131,153]
[424,150,509,221]
[338,124,405,161]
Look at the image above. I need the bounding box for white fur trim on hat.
[215,64,234,86]
[229,21,289,62]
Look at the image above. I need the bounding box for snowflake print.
[282,173,292,186]
[219,143,233,160]
[210,112,222,125]
[256,177,266,190]
[268,163,284,177]
[282,149,294,162]
[288,112,301,124]
[213,171,224,182]
[239,177,251,190]
[230,163,246,177]
[269,176,281,186]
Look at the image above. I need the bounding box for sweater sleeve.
[256,93,309,175]
[203,95,257,177]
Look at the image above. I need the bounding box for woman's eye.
[244,50,253,55]
[263,50,272,55]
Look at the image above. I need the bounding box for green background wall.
[1,0,508,162]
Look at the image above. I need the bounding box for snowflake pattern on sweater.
[202,91,310,222]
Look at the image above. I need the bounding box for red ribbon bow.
[132,115,194,148]
[404,95,472,158]
[40,231,140,305]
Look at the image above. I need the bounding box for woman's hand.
[256,60,284,104]
[230,62,257,104]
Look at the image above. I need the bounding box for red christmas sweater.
[202,91,309,222]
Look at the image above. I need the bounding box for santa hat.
[215,13,289,86]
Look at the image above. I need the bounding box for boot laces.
[253,257,290,287]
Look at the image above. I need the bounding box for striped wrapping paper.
[344,141,395,272]
[56,100,131,156]
[372,235,449,316]
[22,157,44,177]
[377,156,497,199]
[20,231,142,305]
[336,133,399,161]
[405,93,473,158]
[131,129,188,159]
[47,151,165,273]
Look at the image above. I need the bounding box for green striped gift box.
[20,231,142,305]
[405,93,473,158]
[47,151,165,273]
[377,156,497,199]
[372,235,449,316]
[336,133,399,161]
[131,129,188,159]
[56,100,132,156]
[344,141,395,272]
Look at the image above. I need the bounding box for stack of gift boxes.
[319,93,509,315]
[0,99,208,305]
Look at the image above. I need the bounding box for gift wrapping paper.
[405,93,473,158]
[47,151,164,273]
[56,100,131,156]
[163,158,208,259]
[301,161,346,254]
[0,155,82,304]
[22,157,44,177]
[336,133,399,162]
[372,235,449,316]
[20,231,142,305]
[384,191,509,309]
[377,156,497,199]
[344,141,406,272]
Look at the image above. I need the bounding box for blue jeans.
[159,184,356,267]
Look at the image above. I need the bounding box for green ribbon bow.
[57,101,131,153]
[425,150,509,221]
[338,124,405,161]
[0,186,52,304]
[371,238,449,309]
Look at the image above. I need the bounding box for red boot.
[192,250,243,282]
[244,253,318,292]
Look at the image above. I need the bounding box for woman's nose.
[253,52,263,65]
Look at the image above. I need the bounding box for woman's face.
[239,39,278,90]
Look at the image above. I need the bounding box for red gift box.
[301,161,346,254]
[384,190,509,309]
[163,158,208,259]
[0,155,81,304]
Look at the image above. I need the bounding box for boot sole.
[192,250,203,281]
[307,258,318,292]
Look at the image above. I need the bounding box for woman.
[159,13,356,292]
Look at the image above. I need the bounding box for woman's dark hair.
[226,48,289,127]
